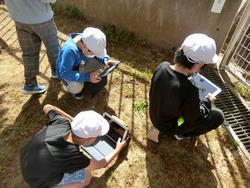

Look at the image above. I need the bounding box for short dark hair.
[174,48,195,69]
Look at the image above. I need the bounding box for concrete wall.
[59,0,242,51]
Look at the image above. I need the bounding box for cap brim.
[100,118,110,136]
[211,54,219,64]
[95,49,107,59]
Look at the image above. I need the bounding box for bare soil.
[0,6,250,188]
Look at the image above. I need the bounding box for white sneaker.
[174,134,191,141]
[147,125,160,143]
[62,84,68,92]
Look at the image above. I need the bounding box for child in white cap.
[56,27,117,100]
[20,104,127,187]
[148,33,224,143]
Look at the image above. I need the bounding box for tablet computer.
[189,73,222,100]
[80,112,129,161]
[98,61,121,78]
[79,58,106,73]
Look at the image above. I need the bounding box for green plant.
[226,140,240,151]
[53,4,81,18]
[131,69,152,81]
[123,84,133,98]
[64,5,81,17]
[234,82,250,101]
[102,25,135,45]
[134,100,148,113]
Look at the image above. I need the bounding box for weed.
[64,5,81,17]
[123,84,133,98]
[234,82,250,101]
[53,4,81,18]
[226,140,240,151]
[131,69,152,81]
[102,25,135,45]
[1,122,30,142]
[134,100,148,113]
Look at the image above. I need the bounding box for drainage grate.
[201,68,250,160]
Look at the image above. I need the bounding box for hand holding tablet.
[189,73,222,101]
[98,61,121,78]
[81,112,129,161]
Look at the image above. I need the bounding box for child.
[57,27,112,100]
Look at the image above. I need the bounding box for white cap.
[181,33,218,64]
[71,110,110,138]
[81,27,107,58]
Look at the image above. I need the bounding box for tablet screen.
[103,113,128,142]
[107,121,126,142]
[189,73,222,100]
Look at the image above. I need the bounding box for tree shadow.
[146,136,218,188]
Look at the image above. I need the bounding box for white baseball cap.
[181,33,218,64]
[71,110,110,138]
[81,27,107,58]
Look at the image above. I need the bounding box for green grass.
[134,100,148,113]
[53,4,82,18]
[101,25,136,46]
[234,82,250,101]
[131,69,152,81]
[123,84,133,98]
[1,122,30,143]
[226,140,240,151]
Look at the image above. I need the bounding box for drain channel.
[202,68,250,160]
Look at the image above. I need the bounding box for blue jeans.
[57,169,87,185]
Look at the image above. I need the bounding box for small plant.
[123,84,133,98]
[64,5,81,17]
[234,82,250,101]
[134,100,148,113]
[102,25,135,45]
[131,69,152,81]
[226,140,240,151]
[53,4,81,18]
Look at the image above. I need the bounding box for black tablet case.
[81,112,128,161]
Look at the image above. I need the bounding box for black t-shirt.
[20,110,90,188]
[149,62,211,133]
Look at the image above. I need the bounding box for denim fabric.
[57,169,86,185]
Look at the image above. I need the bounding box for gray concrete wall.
[59,0,242,51]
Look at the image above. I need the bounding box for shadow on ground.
[146,136,218,188]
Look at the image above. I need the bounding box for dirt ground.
[0,6,250,188]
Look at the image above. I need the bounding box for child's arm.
[43,104,74,122]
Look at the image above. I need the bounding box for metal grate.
[202,68,250,160]
[226,23,250,87]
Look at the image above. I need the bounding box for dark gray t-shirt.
[20,110,90,188]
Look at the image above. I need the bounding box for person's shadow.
[55,80,116,117]
[146,135,218,188]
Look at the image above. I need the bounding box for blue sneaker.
[51,71,58,79]
[22,84,47,94]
